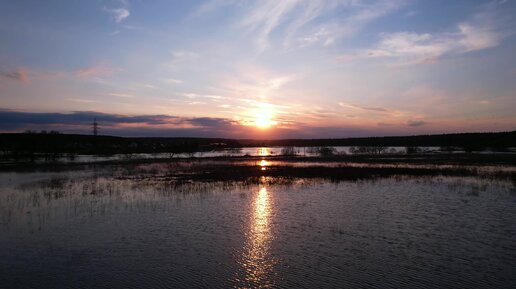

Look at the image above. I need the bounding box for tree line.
[0,131,514,161]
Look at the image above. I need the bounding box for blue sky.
[1,0,515,138]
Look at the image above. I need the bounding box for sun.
[253,108,277,129]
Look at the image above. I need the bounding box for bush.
[405,146,421,154]
[317,146,337,157]
[281,146,297,156]
[349,146,388,155]
[462,144,486,152]
[440,146,461,152]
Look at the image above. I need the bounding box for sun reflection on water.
[257,148,270,156]
[235,183,276,288]
[258,159,270,171]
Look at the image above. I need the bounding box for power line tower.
[92,118,99,136]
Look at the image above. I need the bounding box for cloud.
[1,68,30,83]
[239,0,299,51]
[363,25,501,65]
[0,108,404,138]
[2,108,510,138]
[405,11,418,17]
[189,117,237,128]
[1,65,118,84]
[343,2,511,65]
[204,0,407,51]
[377,122,392,126]
[163,78,184,84]
[457,23,501,52]
[297,0,407,49]
[338,102,395,114]
[75,65,118,78]
[0,110,175,128]
[407,120,426,127]
[171,51,199,64]
[181,92,227,103]
[105,8,130,23]
[0,109,246,136]
[0,109,312,138]
[122,25,143,31]
[67,98,100,104]
[108,93,134,98]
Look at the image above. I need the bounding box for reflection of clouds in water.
[235,185,276,288]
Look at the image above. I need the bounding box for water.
[5,146,515,165]
[8,146,440,164]
[0,162,515,288]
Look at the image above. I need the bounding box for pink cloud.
[1,68,30,83]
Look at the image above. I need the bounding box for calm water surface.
[23,146,431,164]
[0,163,515,288]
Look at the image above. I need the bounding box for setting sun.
[253,108,277,129]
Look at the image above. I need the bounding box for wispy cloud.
[75,65,118,78]
[299,0,408,48]
[208,63,299,106]
[240,0,301,51]
[67,98,100,104]
[162,78,184,84]
[342,1,512,65]
[108,93,134,98]
[407,119,426,127]
[204,0,407,51]
[181,92,226,102]
[405,10,418,17]
[1,68,30,83]
[171,51,199,64]
[360,26,501,65]
[105,7,130,23]
[338,101,399,114]
[1,65,118,85]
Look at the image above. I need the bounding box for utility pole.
[93,118,99,136]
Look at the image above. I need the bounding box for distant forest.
[0,131,515,158]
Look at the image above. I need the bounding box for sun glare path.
[259,159,270,171]
[258,148,270,156]
[236,185,276,287]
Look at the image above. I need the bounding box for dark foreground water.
[0,163,515,288]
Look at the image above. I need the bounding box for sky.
[1,0,515,139]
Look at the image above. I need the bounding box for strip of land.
[1,131,515,156]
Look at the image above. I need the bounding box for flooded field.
[7,145,514,165]
[1,159,515,288]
